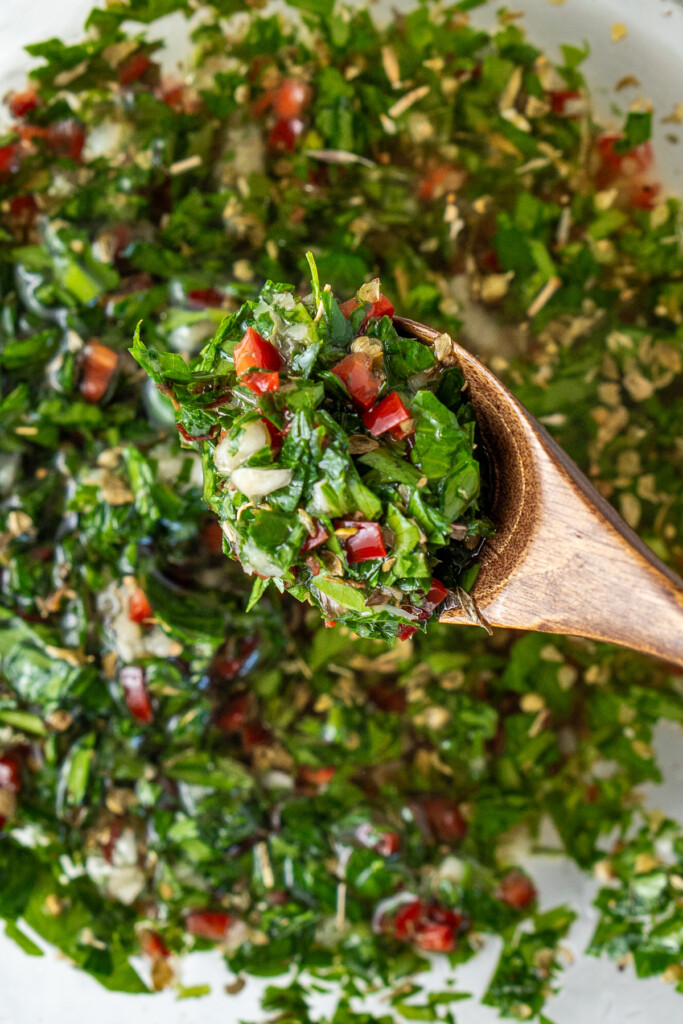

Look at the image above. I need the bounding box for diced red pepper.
[339,297,360,318]
[140,930,170,960]
[630,182,660,210]
[216,693,249,733]
[418,164,465,201]
[397,624,419,642]
[118,53,152,86]
[0,143,21,178]
[233,327,281,377]
[185,911,232,941]
[242,721,273,749]
[596,133,653,188]
[9,88,39,118]
[187,287,224,307]
[160,81,185,110]
[361,294,394,330]
[363,392,412,437]
[498,869,537,910]
[334,519,386,564]
[80,342,118,403]
[301,521,329,553]
[393,900,422,940]
[242,370,279,395]
[414,578,449,623]
[274,79,311,118]
[547,89,582,117]
[47,120,86,162]
[422,797,467,843]
[120,666,154,724]
[9,194,38,223]
[324,619,337,628]
[268,117,304,153]
[375,831,401,856]
[299,765,336,787]
[331,352,382,411]
[128,587,153,624]
[414,922,456,953]
[0,755,21,793]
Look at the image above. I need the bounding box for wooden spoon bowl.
[394,316,683,668]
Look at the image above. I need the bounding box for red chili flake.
[498,869,537,910]
[422,797,468,843]
[80,343,118,404]
[268,117,305,153]
[118,53,152,86]
[128,587,153,624]
[185,911,232,941]
[120,666,154,724]
[9,88,39,118]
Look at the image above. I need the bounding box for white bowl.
[1,2,683,1023]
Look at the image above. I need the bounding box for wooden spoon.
[394,316,683,669]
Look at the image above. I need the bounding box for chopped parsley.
[0,0,682,1021]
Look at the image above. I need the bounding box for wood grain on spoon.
[394,316,683,669]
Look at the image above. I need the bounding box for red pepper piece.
[187,287,224,307]
[375,831,401,856]
[422,797,468,843]
[9,88,39,118]
[299,765,336,788]
[596,133,653,188]
[300,520,329,553]
[397,624,419,642]
[233,327,281,377]
[242,370,279,395]
[0,143,21,178]
[80,342,118,404]
[216,693,249,733]
[140,930,170,960]
[363,392,412,437]
[393,900,421,940]
[0,755,22,793]
[630,182,660,210]
[331,352,382,411]
[414,578,449,622]
[414,922,456,953]
[128,587,153,624]
[339,297,360,318]
[185,911,232,941]
[268,117,304,152]
[120,666,154,724]
[498,869,537,909]
[324,619,337,628]
[47,120,86,162]
[361,294,394,330]
[117,53,152,86]
[274,79,311,118]
[547,89,582,116]
[334,519,386,564]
